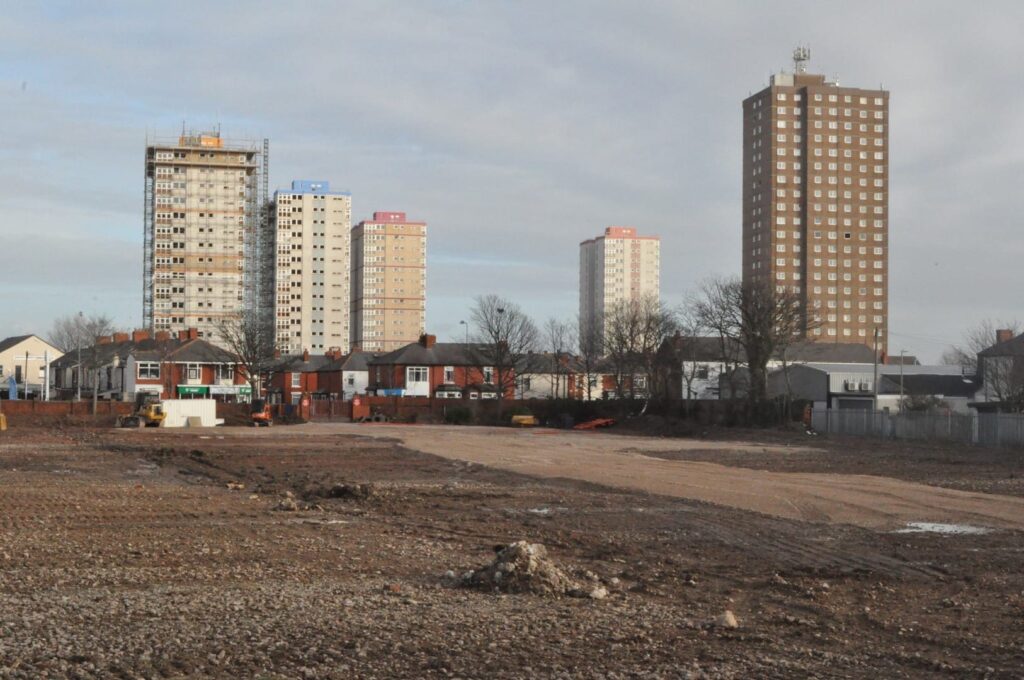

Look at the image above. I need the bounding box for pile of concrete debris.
[460,541,608,600]
[303,482,379,501]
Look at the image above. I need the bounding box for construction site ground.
[1,422,1022,678]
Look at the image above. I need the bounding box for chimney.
[996,329,1013,344]
[132,329,150,343]
[274,349,281,359]
[155,330,171,342]
[177,329,188,341]
[302,349,310,362]
[420,334,436,349]
[113,332,130,343]
[187,328,198,341]
[96,335,112,345]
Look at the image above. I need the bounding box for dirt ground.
[1,423,1022,678]
[316,424,1024,530]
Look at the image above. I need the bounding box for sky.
[1,0,1021,362]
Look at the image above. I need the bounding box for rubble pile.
[274,491,299,512]
[462,541,607,599]
[303,482,378,501]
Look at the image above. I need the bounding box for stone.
[714,610,739,629]
[275,497,299,512]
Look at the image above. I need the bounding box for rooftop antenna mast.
[793,46,811,74]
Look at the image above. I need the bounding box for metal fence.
[810,409,1024,448]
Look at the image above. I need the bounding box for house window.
[483,367,494,383]
[407,366,429,383]
[291,372,301,388]
[696,366,710,380]
[187,364,201,381]
[137,362,160,379]
[346,375,355,386]
[443,365,455,383]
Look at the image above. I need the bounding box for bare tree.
[692,279,744,405]
[604,300,641,399]
[217,316,276,398]
[604,295,676,402]
[673,303,709,416]
[469,295,539,417]
[542,317,574,398]
[48,314,83,354]
[978,354,1024,412]
[942,319,1021,374]
[575,313,602,401]
[694,276,808,420]
[50,312,116,409]
[82,315,116,414]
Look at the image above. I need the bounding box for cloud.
[1,1,1022,360]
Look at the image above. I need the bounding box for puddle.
[895,522,992,535]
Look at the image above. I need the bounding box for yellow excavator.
[116,394,167,428]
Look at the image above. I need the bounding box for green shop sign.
[177,385,209,396]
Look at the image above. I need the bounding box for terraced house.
[49,329,249,402]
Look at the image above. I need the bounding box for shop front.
[176,384,252,402]
[210,385,252,403]
[176,385,209,398]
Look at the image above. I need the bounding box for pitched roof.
[518,352,582,373]
[978,332,1024,358]
[167,339,237,363]
[0,335,38,354]
[886,354,921,366]
[660,336,742,363]
[270,353,338,373]
[780,341,877,364]
[878,373,978,398]
[338,350,376,372]
[272,350,381,374]
[50,337,235,367]
[370,342,477,366]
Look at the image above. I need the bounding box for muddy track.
[322,423,1024,531]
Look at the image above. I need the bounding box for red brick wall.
[0,401,135,417]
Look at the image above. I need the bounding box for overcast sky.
[1,1,1021,361]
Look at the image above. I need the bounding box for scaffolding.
[242,138,274,335]
[143,147,155,330]
[143,130,265,340]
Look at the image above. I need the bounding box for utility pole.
[76,311,83,401]
[872,328,880,411]
[459,320,469,389]
[899,349,906,412]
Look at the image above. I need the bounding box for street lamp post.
[76,310,84,402]
[899,349,906,412]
